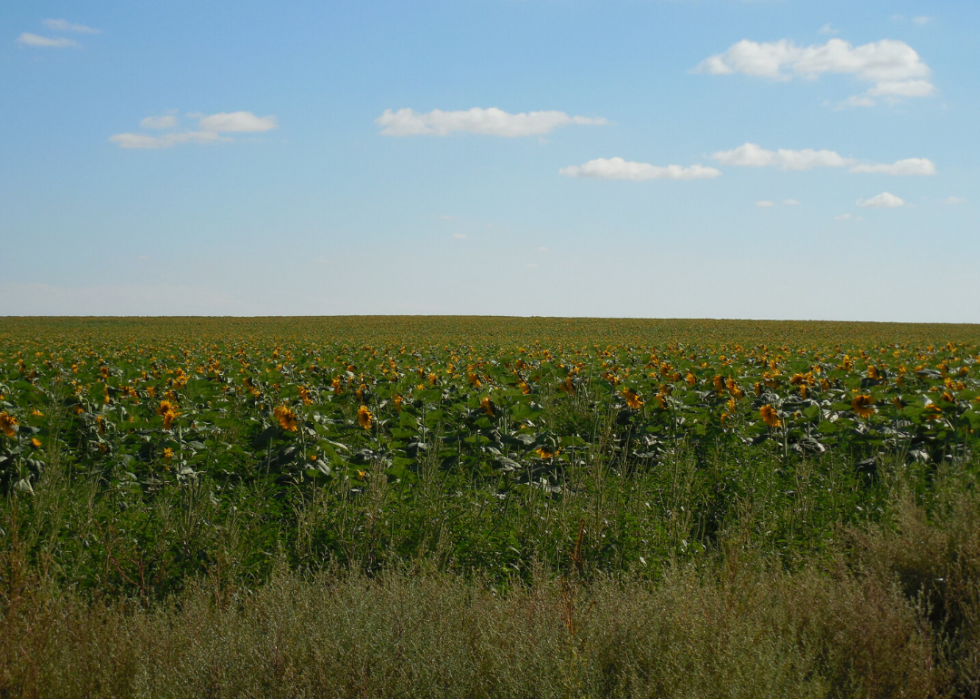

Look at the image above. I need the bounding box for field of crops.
[2,317,980,697]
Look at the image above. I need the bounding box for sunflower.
[685,372,696,386]
[273,405,298,432]
[357,405,373,430]
[30,437,41,449]
[163,447,173,460]
[712,375,725,395]
[331,377,343,394]
[851,394,875,418]
[760,405,781,429]
[622,388,644,410]
[924,404,943,420]
[157,400,179,430]
[535,446,557,459]
[800,384,808,400]
[0,412,18,438]
[941,390,955,404]
[480,396,495,417]
[393,394,403,412]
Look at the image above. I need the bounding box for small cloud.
[835,213,853,220]
[140,115,177,130]
[109,131,228,149]
[818,23,838,35]
[538,246,549,252]
[110,110,275,148]
[835,95,877,109]
[560,157,721,181]
[712,143,852,170]
[850,158,936,176]
[42,19,100,33]
[783,199,800,205]
[713,143,935,176]
[694,38,935,106]
[867,79,935,97]
[376,107,607,137]
[198,112,277,132]
[912,16,932,25]
[16,33,79,48]
[756,200,775,208]
[857,192,905,208]
[944,196,967,205]
[452,233,466,239]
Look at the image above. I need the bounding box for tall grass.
[2,450,979,696]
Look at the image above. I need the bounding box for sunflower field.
[0,318,977,588]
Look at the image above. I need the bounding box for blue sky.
[1,0,977,320]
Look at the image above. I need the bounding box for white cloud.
[849,158,936,175]
[16,33,79,48]
[783,199,800,205]
[198,111,278,133]
[857,192,904,208]
[712,143,852,170]
[376,107,607,137]
[559,157,721,181]
[818,23,838,35]
[452,233,466,239]
[108,131,228,149]
[538,246,549,252]
[140,115,177,130]
[756,200,775,208]
[867,79,935,97]
[836,95,877,109]
[712,143,935,175]
[42,19,99,33]
[693,38,934,104]
[944,196,967,205]
[110,111,275,149]
[912,16,932,25]
[835,213,854,220]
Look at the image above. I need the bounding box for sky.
[1,0,978,321]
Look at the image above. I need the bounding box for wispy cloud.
[711,143,936,175]
[42,19,100,33]
[376,107,607,137]
[559,157,721,181]
[944,196,967,205]
[783,199,800,205]
[693,38,934,107]
[110,111,277,149]
[849,158,936,175]
[857,192,904,208]
[912,16,933,26]
[16,33,79,48]
[756,200,775,208]
[140,115,177,130]
[199,112,278,132]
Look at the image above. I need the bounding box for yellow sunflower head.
[622,388,644,410]
[851,394,875,419]
[357,405,373,430]
[0,412,18,438]
[273,405,298,431]
[760,404,781,429]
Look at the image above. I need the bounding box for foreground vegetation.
[1,317,979,697]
